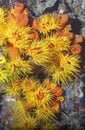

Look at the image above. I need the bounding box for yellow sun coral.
[41,121,59,130]
[2,81,20,99]
[21,78,40,107]
[0,25,6,45]
[12,100,27,118]
[21,78,39,93]
[5,21,32,49]
[45,34,71,53]
[0,3,83,130]
[27,39,51,66]
[21,78,54,108]
[24,114,38,129]
[0,67,8,83]
[24,90,37,107]
[34,105,55,121]
[35,85,53,107]
[52,54,80,84]
[0,54,6,64]
[38,13,61,35]
[5,58,32,81]
[0,7,6,24]
[10,100,28,128]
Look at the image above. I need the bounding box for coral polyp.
[27,39,51,66]
[52,54,80,84]
[38,13,61,35]
[45,34,71,53]
[5,21,32,49]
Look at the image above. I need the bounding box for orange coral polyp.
[32,18,39,30]
[14,3,25,13]
[52,87,63,97]
[63,31,74,40]
[74,35,83,43]
[58,14,69,27]
[70,43,82,54]
[16,14,29,27]
[7,42,20,60]
[56,31,74,40]
[51,100,60,112]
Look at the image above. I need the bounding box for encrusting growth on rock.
[0,2,84,130]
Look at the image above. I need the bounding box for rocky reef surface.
[0,0,85,130]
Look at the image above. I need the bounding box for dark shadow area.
[60,125,72,130]
[80,96,85,108]
[82,86,85,96]
[43,0,60,14]
[17,0,27,5]
[64,1,73,13]
[80,40,85,72]
[71,18,82,35]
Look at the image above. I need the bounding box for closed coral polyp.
[52,87,63,97]
[16,14,29,27]
[58,14,69,27]
[7,42,20,60]
[14,3,25,13]
[70,43,82,54]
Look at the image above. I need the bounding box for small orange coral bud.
[52,87,63,97]
[32,18,39,30]
[7,42,20,60]
[37,92,44,100]
[70,43,82,54]
[16,14,29,27]
[14,3,25,13]
[74,35,83,43]
[58,14,69,27]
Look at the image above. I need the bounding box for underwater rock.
[27,0,58,16]
[60,78,85,130]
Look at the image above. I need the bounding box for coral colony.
[0,2,83,130]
